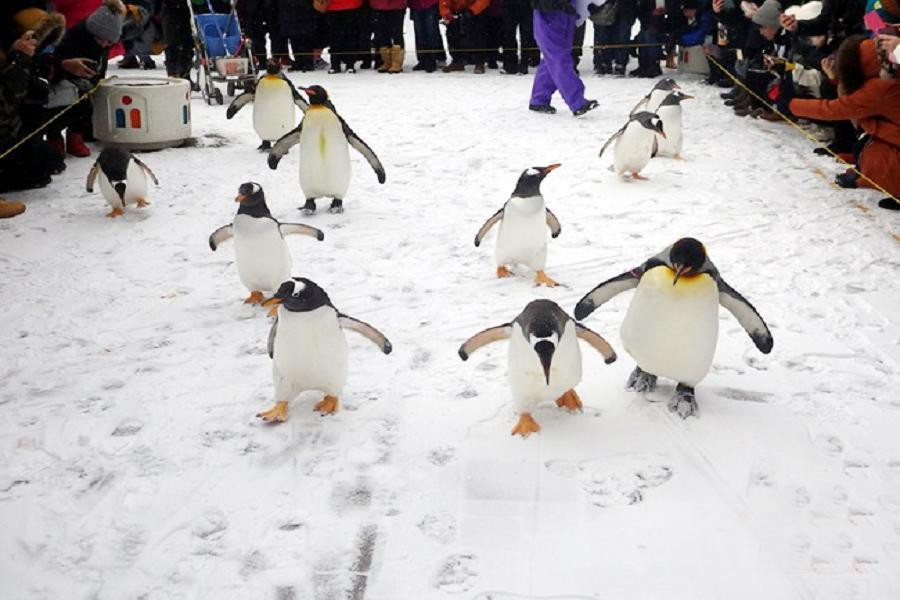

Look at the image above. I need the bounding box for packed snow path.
[2,70,899,600]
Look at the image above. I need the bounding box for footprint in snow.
[417,512,457,544]
[546,454,673,508]
[433,553,477,593]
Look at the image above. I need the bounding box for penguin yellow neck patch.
[646,266,715,295]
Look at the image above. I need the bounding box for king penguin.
[630,77,680,115]
[474,164,563,287]
[226,59,310,151]
[574,237,774,418]
[267,85,386,215]
[459,300,616,437]
[209,182,325,309]
[599,112,666,180]
[257,277,392,422]
[655,90,693,159]
[86,148,159,218]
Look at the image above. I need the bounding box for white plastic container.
[93,77,192,150]
[679,45,710,75]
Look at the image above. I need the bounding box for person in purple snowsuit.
[529,0,598,116]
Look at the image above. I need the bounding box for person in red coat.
[440,0,489,72]
[325,0,364,72]
[789,36,900,210]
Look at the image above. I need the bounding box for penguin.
[654,90,693,159]
[573,237,774,419]
[267,85,386,215]
[474,164,563,287]
[226,60,310,151]
[630,77,681,115]
[459,300,616,437]
[599,112,666,180]
[209,182,325,309]
[256,277,392,422]
[86,148,159,218]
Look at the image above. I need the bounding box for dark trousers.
[327,9,361,68]
[247,0,287,62]
[593,14,632,67]
[572,21,584,66]
[636,24,663,70]
[446,13,487,65]
[374,9,405,48]
[0,137,63,192]
[411,6,445,64]
[162,6,194,78]
[484,14,503,64]
[502,0,537,70]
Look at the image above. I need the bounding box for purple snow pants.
[529,10,588,112]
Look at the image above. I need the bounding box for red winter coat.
[326,0,364,11]
[370,0,408,9]
[790,40,900,199]
[439,0,490,19]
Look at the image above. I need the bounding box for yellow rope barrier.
[705,53,899,207]
[265,42,664,57]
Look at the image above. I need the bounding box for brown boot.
[474,63,485,74]
[377,47,391,72]
[0,197,26,219]
[665,52,677,69]
[388,45,404,73]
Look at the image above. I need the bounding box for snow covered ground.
[2,62,900,600]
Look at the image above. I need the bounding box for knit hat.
[752,0,783,28]
[86,0,126,44]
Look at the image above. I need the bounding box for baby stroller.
[187,0,257,105]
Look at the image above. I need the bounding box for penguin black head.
[633,112,666,138]
[659,90,694,107]
[517,300,567,384]
[265,59,281,75]
[263,277,333,313]
[235,182,271,217]
[669,237,708,285]
[654,78,680,92]
[512,164,560,198]
[303,85,329,105]
[98,147,131,200]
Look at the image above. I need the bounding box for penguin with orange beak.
[209,182,324,308]
[574,238,773,418]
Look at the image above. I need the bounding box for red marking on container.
[122,95,132,105]
[130,108,141,128]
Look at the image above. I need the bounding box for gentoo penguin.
[474,164,563,287]
[267,85,386,215]
[599,112,666,180]
[208,182,324,308]
[459,300,616,437]
[630,77,680,115]
[655,90,693,159]
[574,237,773,418]
[257,277,392,422]
[86,148,159,218]
[226,60,310,151]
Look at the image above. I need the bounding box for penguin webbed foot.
[668,384,698,419]
[631,171,649,181]
[106,207,125,218]
[555,389,583,412]
[314,395,340,414]
[136,198,149,208]
[534,270,558,287]
[257,400,288,423]
[257,140,272,152]
[327,199,344,214]
[244,290,265,305]
[626,366,658,393]
[301,198,317,215]
[511,413,541,437]
[496,265,513,278]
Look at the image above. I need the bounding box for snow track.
[1,69,899,599]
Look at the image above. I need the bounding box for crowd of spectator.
[1,0,898,218]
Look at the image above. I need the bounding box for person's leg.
[444,18,465,69]
[466,12,487,70]
[593,23,611,72]
[520,0,538,67]
[613,14,631,71]
[390,10,405,47]
[533,11,587,111]
[501,0,519,72]
[572,21,585,68]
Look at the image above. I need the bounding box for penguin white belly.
[495,196,547,270]
[620,267,719,386]
[613,123,655,175]
[233,214,292,293]
[98,162,148,208]
[298,109,351,199]
[508,322,582,413]
[273,307,348,397]
[253,78,295,141]
[645,89,668,113]
[656,105,683,156]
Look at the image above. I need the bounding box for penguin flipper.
[267,318,277,359]
[86,161,100,192]
[133,157,159,185]
[209,224,234,251]
[474,208,504,247]
[269,125,302,169]
[545,208,561,238]
[226,91,254,119]
[574,323,617,364]
[279,223,325,241]
[458,324,512,360]
[338,116,386,184]
[338,314,392,354]
[598,125,627,159]
[629,95,650,116]
[574,267,646,320]
[717,279,774,354]
[281,76,310,112]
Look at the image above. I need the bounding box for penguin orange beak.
[542,163,561,174]
[235,194,248,203]
[672,264,691,286]
[261,297,283,307]
[681,94,695,100]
